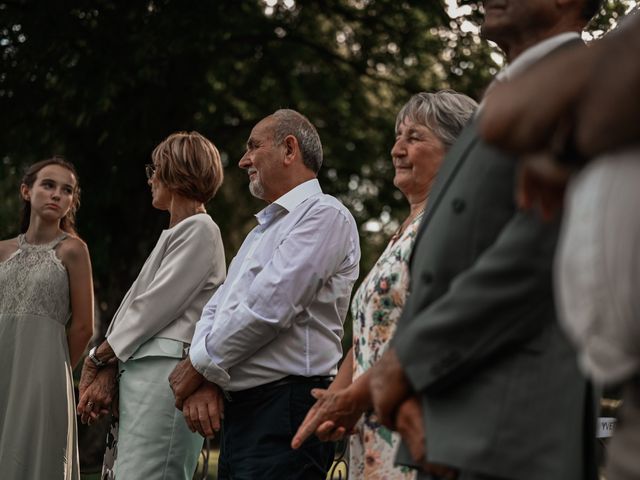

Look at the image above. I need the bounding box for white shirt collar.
[274,178,322,212]
[496,32,581,82]
[255,178,322,225]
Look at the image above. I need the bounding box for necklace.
[390,208,425,244]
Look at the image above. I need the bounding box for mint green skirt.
[110,338,203,480]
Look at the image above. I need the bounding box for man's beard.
[249,177,265,199]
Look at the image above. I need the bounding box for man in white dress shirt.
[168,109,360,479]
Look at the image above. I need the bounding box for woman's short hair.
[395,90,478,149]
[151,131,224,203]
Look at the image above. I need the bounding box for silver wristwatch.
[88,346,107,368]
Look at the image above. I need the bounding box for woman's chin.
[393,175,412,194]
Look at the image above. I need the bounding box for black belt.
[227,375,333,402]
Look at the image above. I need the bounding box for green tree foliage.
[0,0,633,334]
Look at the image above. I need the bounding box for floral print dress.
[349,213,423,479]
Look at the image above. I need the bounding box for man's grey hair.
[270,109,323,173]
[395,90,478,148]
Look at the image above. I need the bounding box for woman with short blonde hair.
[78,131,226,480]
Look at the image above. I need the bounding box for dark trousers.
[217,376,335,480]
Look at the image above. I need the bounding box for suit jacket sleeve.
[393,210,560,394]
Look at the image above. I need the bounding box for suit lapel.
[411,121,479,255]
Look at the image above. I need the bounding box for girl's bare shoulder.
[0,237,20,263]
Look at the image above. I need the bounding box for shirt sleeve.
[189,204,357,387]
[107,218,219,361]
[189,283,230,385]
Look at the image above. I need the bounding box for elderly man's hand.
[396,396,459,478]
[169,358,205,409]
[395,395,426,464]
[182,382,224,438]
[516,154,573,220]
[370,347,412,430]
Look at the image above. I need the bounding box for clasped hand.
[168,358,224,438]
[77,359,118,425]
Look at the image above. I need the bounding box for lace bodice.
[0,233,71,325]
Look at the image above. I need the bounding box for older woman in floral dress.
[293,90,477,479]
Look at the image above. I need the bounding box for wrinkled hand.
[291,387,364,449]
[78,355,100,400]
[370,348,412,430]
[396,396,458,478]
[77,364,118,425]
[395,395,426,464]
[516,154,572,220]
[169,358,204,409]
[182,382,224,438]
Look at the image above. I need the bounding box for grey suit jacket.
[392,121,597,480]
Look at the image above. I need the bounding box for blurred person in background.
[479,10,640,480]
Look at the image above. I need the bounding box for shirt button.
[452,198,466,213]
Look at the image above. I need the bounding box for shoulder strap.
[50,232,69,249]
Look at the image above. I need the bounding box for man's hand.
[169,358,205,409]
[182,382,224,438]
[479,43,593,154]
[577,22,640,156]
[395,396,458,479]
[395,395,426,464]
[291,386,365,449]
[370,347,412,430]
[516,154,572,220]
[77,364,118,425]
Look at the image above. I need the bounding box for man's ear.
[283,135,298,166]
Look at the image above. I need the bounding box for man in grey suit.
[370,1,602,479]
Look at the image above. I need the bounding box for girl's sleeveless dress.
[0,233,80,479]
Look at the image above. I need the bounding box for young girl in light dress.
[0,157,94,480]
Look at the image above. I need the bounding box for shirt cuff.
[189,338,231,388]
